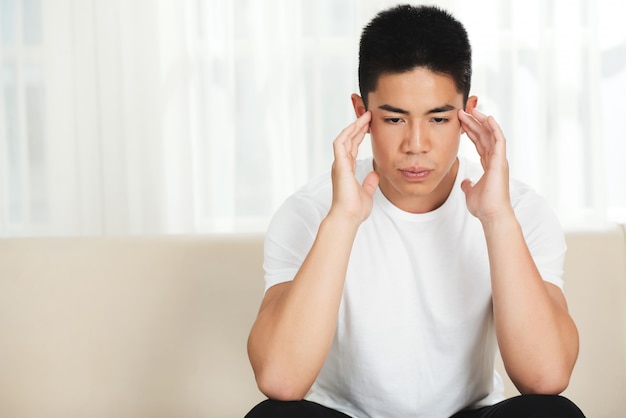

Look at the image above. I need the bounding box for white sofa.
[0,225,625,417]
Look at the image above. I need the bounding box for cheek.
[368,125,385,151]
[453,120,463,135]
[369,131,394,159]
[369,123,399,150]
[438,123,463,145]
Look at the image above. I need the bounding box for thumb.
[362,171,380,197]
[461,178,474,196]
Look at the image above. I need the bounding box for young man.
[246,5,585,418]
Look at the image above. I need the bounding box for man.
[245,5,585,417]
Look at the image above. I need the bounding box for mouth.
[398,166,433,181]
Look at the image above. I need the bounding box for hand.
[458,108,513,222]
[329,111,380,224]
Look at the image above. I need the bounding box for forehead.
[368,67,463,111]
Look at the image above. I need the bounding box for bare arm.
[459,108,579,394]
[247,111,379,400]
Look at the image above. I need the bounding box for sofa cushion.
[0,235,266,418]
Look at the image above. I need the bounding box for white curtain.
[1,0,625,236]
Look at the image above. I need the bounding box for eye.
[384,117,403,124]
[431,117,449,124]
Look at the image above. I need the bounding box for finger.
[333,111,371,162]
[470,108,489,124]
[332,126,354,161]
[361,170,380,197]
[462,109,504,158]
[486,115,505,142]
[335,111,369,144]
[460,178,474,196]
[354,109,371,130]
[347,111,371,159]
[352,114,371,150]
[459,110,487,155]
[486,116,507,161]
[471,109,501,145]
[459,109,486,137]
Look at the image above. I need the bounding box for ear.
[351,93,367,118]
[465,95,478,114]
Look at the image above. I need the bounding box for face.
[352,67,477,213]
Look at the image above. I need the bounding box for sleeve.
[263,185,330,293]
[512,183,567,289]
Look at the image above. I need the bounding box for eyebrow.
[377,103,457,116]
[378,104,410,115]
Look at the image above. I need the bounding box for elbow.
[249,345,313,400]
[254,368,311,401]
[248,338,313,401]
[247,327,319,401]
[515,370,571,395]
[508,345,578,396]
[520,379,570,396]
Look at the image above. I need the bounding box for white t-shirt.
[264,157,566,418]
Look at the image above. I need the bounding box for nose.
[402,123,430,154]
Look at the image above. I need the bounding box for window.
[1,0,46,235]
[1,0,625,237]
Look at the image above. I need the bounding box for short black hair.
[358,4,472,108]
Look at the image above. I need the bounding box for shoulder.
[461,157,566,276]
[263,158,372,290]
[263,175,330,290]
[271,158,374,226]
[508,177,559,230]
[506,173,567,288]
[460,157,557,221]
[274,169,332,225]
[266,172,330,246]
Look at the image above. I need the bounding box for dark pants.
[245,395,585,417]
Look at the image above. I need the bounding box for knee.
[526,395,585,417]
[245,399,349,418]
[244,399,304,418]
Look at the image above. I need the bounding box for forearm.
[483,210,579,394]
[248,213,360,400]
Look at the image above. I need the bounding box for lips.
[398,166,433,181]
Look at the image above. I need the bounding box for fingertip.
[460,178,473,193]
[362,171,380,195]
[366,169,379,182]
[364,169,379,183]
[355,111,371,130]
[359,110,372,120]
